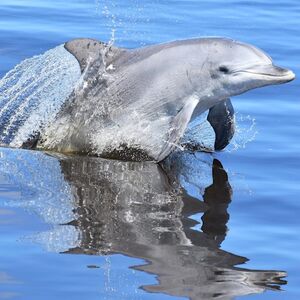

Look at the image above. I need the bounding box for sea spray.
[227,113,257,152]
[0,45,81,147]
[96,0,150,46]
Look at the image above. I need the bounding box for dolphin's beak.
[235,64,295,84]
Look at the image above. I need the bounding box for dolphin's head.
[202,38,295,99]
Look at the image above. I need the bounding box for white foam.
[0,45,81,146]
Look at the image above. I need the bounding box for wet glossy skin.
[40,38,294,160]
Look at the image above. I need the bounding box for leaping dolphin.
[0,38,295,161]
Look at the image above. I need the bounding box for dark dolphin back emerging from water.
[0,38,295,161]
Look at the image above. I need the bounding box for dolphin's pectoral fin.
[156,96,199,162]
[64,38,127,73]
[21,131,41,150]
[207,98,235,150]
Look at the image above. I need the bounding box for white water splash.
[227,113,257,152]
[96,0,150,46]
[0,45,81,146]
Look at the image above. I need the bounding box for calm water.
[0,0,299,299]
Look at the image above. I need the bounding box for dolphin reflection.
[0,149,286,299]
[60,152,286,299]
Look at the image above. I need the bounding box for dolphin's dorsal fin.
[156,95,199,162]
[64,38,125,72]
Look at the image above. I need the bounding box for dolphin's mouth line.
[232,64,295,82]
[234,70,293,78]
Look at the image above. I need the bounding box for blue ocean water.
[0,0,299,299]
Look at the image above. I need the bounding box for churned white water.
[0,45,81,146]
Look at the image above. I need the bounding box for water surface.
[0,1,299,299]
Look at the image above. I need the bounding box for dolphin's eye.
[219,66,229,74]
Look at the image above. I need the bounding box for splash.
[181,111,257,153]
[227,113,257,152]
[0,45,81,147]
[96,0,150,46]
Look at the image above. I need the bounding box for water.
[0,0,299,299]
[0,45,80,145]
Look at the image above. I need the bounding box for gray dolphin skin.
[39,37,294,161]
[0,37,295,161]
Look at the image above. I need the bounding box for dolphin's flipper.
[156,96,199,162]
[64,38,126,72]
[207,98,235,150]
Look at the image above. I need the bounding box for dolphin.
[0,38,295,161]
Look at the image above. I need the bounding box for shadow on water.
[0,149,286,299]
